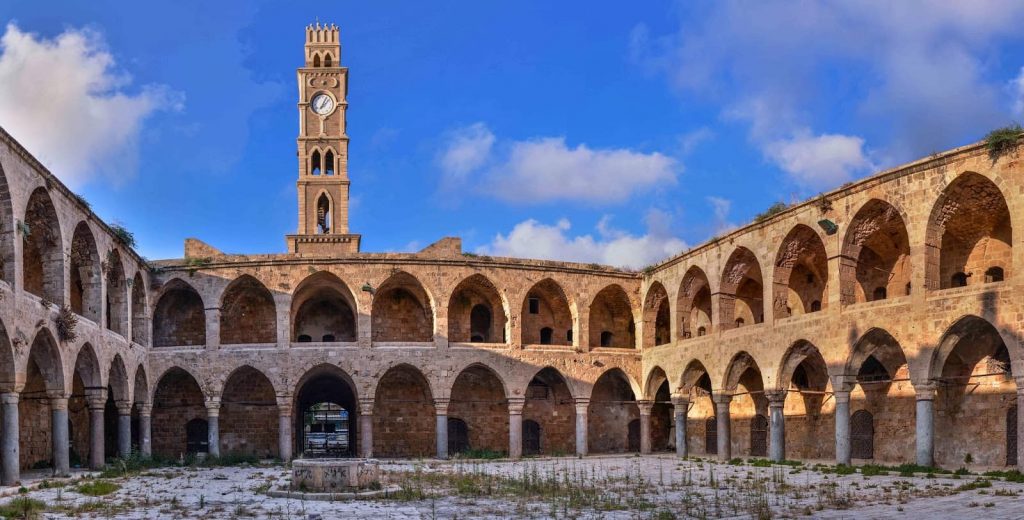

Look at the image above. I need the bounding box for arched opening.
[221,366,279,458]
[70,344,102,466]
[588,368,639,454]
[986,266,1005,283]
[521,279,573,346]
[312,54,321,67]
[315,193,331,233]
[449,364,508,456]
[642,282,671,348]
[926,173,1012,290]
[105,354,130,459]
[723,352,767,457]
[680,360,714,455]
[324,150,335,175]
[720,247,764,329]
[294,365,358,458]
[323,54,332,67]
[220,275,277,345]
[448,274,506,344]
[152,368,206,458]
[371,272,433,342]
[776,340,833,460]
[373,365,435,458]
[841,199,911,304]
[845,328,912,462]
[447,418,469,455]
[678,267,712,339]
[588,285,635,349]
[131,272,148,345]
[931,316,1017,467]
[131,366,149,452]
[645,367,674,452]
[153,279,206,347]
[0,162,14,285]
[523,367,575,455]
[773,225,828,318]
[69,222,101,322]
[22,188,63,303]
[291,271,357,343]
[20,330,64,470]
[105,250,128,336]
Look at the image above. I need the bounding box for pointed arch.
[588,284,635,349]
[448,363,509,455]
[293,364,359,457]
[841,199,911,304]
[677,266,712,339]
[523,366,576,455]
[27,328,64,394]
[21,329,64,469]
[720,247,764,329]
[105,249,128,335]
[722,351,764,393]
[589,368,640,453]
[221,365,279,457]
[0,318,14,391]
[448,274,507,344]
[773,224,828,317]
[846,328,908,383]
[521,278,573,346]
[371,271,434,343]
[107,354,130,403]
[642,282,671,347]
[315,190,332,234]
[323,53,333,67]
[644,366,669,400]
[777,340,829,393]
[310,149,322,176]
[131,272,148,345]
[69,221,102,321]
[133,365,149,406]
[219,275,277,345]
[152,367,207,457]
[21,187,63,302]
[926,172,1012,290]
[0,159,14,285]
[373,364,435,457]
[152,278,206,347]
[292,271,357,343]
[312,53,321,67]
[324,149,335,175]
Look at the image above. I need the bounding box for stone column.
[767,390,787,462]
[834,390,851,465]
[637,400,653,454]
[204,308,221,350]
[508,397,525,459]
[205,397,220,458]
[50,396,70,477]
[574,398,589,456]
[915,384,936,468]
[434,398,450,459]
[672,397,688,457]
[138,403,152,458]
[86,393,106,470]
[713,393,732,461]
[1017,384,1024,473]
[359,398,374,458]
[116,401,132,459]
[1,392,19,485]
[276,397,293,463]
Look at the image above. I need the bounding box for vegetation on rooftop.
[984,124,1023,160]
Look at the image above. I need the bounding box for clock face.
[311,94,334,115]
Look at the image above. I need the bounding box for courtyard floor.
[1,454,1023,519]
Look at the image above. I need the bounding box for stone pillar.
[277,398,293,463]
[116,401,132,459]
[206,397,220,458]
[508,397,525,459]
[50,396,70,477]
[434,398,450,459]
[86,393,106,470]
[138,404,152,458]
[1,392,19,485]
[574,398,589,456]
[915,384,936,468]
[672,397,688,457]
[834,390,851,465]
[767,390,787,462]
[637,400,653,454]
[713,393,732,461]
[1017,384,1024,473]
[204,308,221,350]
[359,398,374,458]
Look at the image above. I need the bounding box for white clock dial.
[311,94,334,115]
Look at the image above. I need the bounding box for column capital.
[136,403,153,416]
[765,390,788,406]
[573,397,590,414]
[1014,377,1024,392]
[670,395,689,407]
[0,392,18,405]
[358,397,375,416]
[205,396,221,417]
[85,396,106,410]
[711,392,732,405]
[275,394,294,414]
[49,396,69,411]
[115,400,133,416]
[832,389,851,405]
[913,383,937,400]
[636,400,654,415]
[434,398,450,416]
[507,397,526,415]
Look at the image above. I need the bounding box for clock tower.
[287,22,361,254]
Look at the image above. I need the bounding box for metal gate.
[750,414,768,457]
[851,410,874,459]
[186,418,209,454]
[705,416,717,455]
[523,420,542,456]
[1008,406,1018,466]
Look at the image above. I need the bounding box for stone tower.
[286,22,361,254]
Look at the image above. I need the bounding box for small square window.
[528,298,540,314]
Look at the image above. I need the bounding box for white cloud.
[0,23,182,188]
[437,123,678,204]
[764,132,873,187]
[1013,67,1024,115]
[478,209,687,269]
[705,196,736,234]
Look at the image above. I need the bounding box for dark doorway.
[1008,406,1018,467]
[523,419,541,456]
[705,416,717,455]
[294,367,358,458]
[627,419,640,452]
[750,414,768,457]
[448,418,469,455]
[186,419,209,454]
[851,409,874,459]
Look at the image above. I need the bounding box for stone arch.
[678,359,715,455]
[448,274,507,343]
[926,172,1012,290]
[678,266,712,339]
[644,365,673,452]
[152,278,206,347]
[776,340,833,459]
[221,365,279,457]
[448,363,508,455]
[0,318,15,391]
[0,159,14,285]
[523,366,576,455]
[373,363,435,457]
[720,247,764,329]
[107,354,130,403]
[588,368,640,453]
[152,367,207,458]
[220,275,277,345]
[291,271,358,343]
[293,364,359,457]
[644,365,669,400]
[21,187,63,302]
[588,284,636,349]
[371,271,434,342]
[844,328,913,463]
[521,278,573,346]
[642,282,671,347]
[130,272,148,345]
[20,329,64,469]
[133,365,149,405]
[722,351,768,457]
[841,199,911,304]
[773,224,828,317]
[69,221,102,322]
[72,343,103,392]
[105,249,128,335]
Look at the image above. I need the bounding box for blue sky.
[2,1,1024,266]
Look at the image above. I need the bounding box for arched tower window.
[311,150,322,176]
[324,150,335,176]
[316,194,331,234]
[986,266,1005,283]
[324,54,332,67]
[313,54,321,67]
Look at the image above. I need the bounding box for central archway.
[293,365,358,458]
[588,368,640,453]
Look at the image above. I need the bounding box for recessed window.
[872,287,887,301]
[539,327,553,345]
[297,334,312,343]
[600,331,613,347]
[951,272,968,288]
[986,266,1005,283]
[810,300,822,312]
[566,329,573,343]
[528,297,540,314]
[697,326,706,337]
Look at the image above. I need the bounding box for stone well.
[291,458,381,492]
